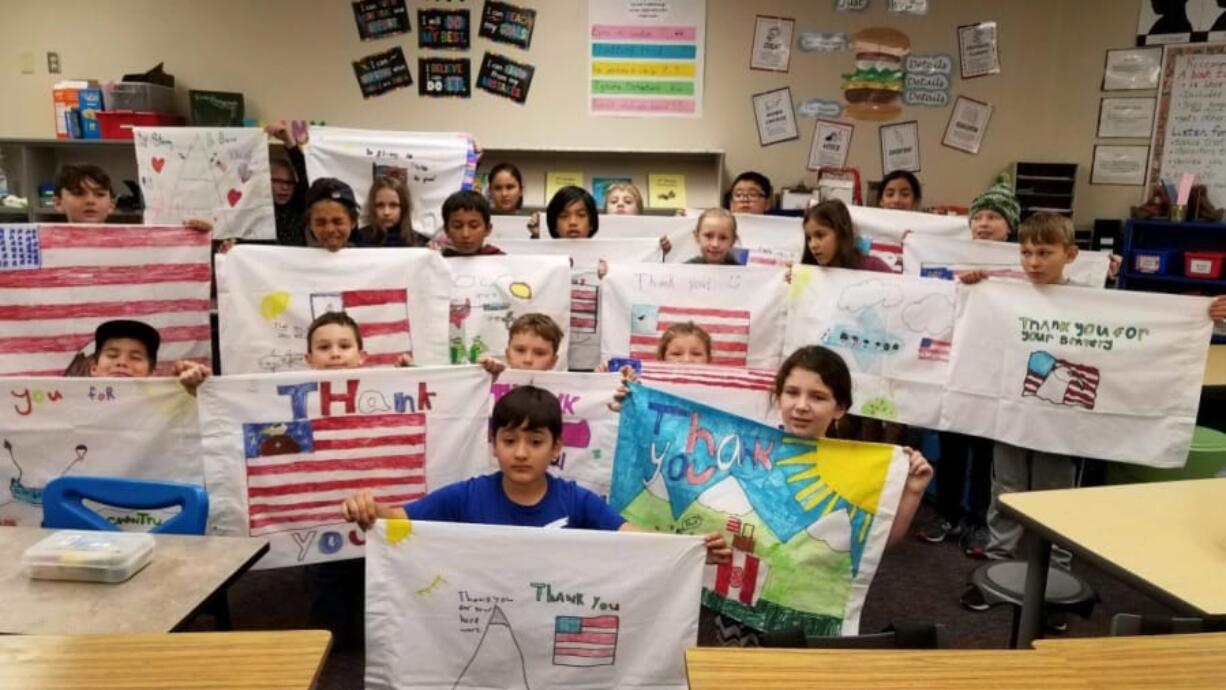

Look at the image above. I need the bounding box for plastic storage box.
[22,530,154,583]
[1132,248,1180,275]
[96,111,185,139]
[1184,251,1226,280]
[104,82,175,114]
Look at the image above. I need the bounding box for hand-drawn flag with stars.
[0,224,212,376]
[629,304,751,366]
[1022,350,1100,411]
[242,412,427,535]
[553,615,619,667]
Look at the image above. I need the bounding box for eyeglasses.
[732,191,765,201]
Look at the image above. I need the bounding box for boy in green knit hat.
[968,173,1020,241]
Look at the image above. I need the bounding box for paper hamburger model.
[842,27,910,121]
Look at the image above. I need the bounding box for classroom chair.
[760,623,947,649]
[965,561,1097,646]
[1106,426,1226,484]
[41,476,209,535]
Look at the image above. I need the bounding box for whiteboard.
[1148,42,1226,208]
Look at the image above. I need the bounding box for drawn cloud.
[695,476,753,515]
[838,280,903,313]
[805,509,852,553]
[901,294,955,335]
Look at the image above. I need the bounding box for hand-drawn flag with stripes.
[0,224,212,376]
[570,277,598,334]
[1022,350,1100,411]
[242,412,427,535]
[310,289,411,367]
[629,304,751,367]
[917,337,952,362]
[552,615,618,667]
[704,549,768,606]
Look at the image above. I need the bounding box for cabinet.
[1119,218,1226,343]
[1013,161,1076,222]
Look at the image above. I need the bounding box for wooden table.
[0,630,331,689]
[0,526,269,635]
[1206,345,1226,387]
[1034,632,1226,689]
[1000,479,1226,648]
[684,647,1088,689]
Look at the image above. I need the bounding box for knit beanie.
[969,173,1020,234]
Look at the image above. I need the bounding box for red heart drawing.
[151,157,165,173]
[227,189,242,207]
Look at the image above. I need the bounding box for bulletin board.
[1147,42,1226,206]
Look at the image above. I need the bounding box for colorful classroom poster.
[353,0,411,41]
[846,206,969,272]
[365,519,703,690]
[664,213,804,267]
[940,281,1212,467]
[418,8,470,50]
[647,174,687,209]
[215,245,452,374]
[199,366,492,568]
[637,361,778,424]
[588,0,707,117]
[476,52,535,105]
[902,234,1111,288]
[497,238,664,370]
[446,255,572,368]
[418,58,471,98]
[303,127,476,236]
[611,383,906,636]
[545,171,585,201]
[477,0,536,49]
[495,369,621,496]
[134,127,275,240]
[784,266,957,428]
[352,46,414,99]
[0,378,202,529]
[0,224,212,377]
[600,263,788,369]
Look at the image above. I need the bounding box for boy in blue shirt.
[343,386,731,560]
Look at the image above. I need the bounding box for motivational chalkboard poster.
[352,46,413,98]
[418,8,470,50]
[477,52,534,104]
[419,58,472,97]
[352,0,411,41]
[478,0,536,50]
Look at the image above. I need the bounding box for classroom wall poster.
[419,58,472,98]
[1104,47,1163,91]
[477,52,535,105]
[1147,43,1226,208]
[353,46,414,99]
[750,15,794,72]
[1097,97,1156,138]
[446,255,572,368]
[753,87,799,146]
[0,378,202,529]
[784,266,957,428]
[957,21,1000,79]
[1093,145,1149,186]
[903,53,952,108]
[940,281,1211,467]
[0,224,212,377]
[888,0,929,15]
[611,383,907,636]
[588,0,707,118]
[365,520,703,690]
[942,96,992,155]
[199,367,492,568]
[216,245,452,374]
[418,8,470,50]
[879,120,920,173]
[478,0,536,49]
[495,369,621,495]
[496,237,664,370]
[353,0,411,41]
[902,234,1112,288]
[599,262,788,369]
[134,127,275,241]
[303,127,476,235]
[809,119,854,170]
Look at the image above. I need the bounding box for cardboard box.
[77,88,104,139]
[52,80,99,139]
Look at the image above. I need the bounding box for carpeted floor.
[195,502,1178,689]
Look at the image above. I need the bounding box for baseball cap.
[305,178,359,211]
[94,320,161,365]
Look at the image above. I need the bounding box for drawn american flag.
[310,289,412,367]
[629,304,751,367]
[639,362,775,393]
[243,412,427,535]
[553,615,618,667]
[1022,351,1100,411]
[705,549,768,606]
[570,277,598,333]
[725,515,742,533]
[0,224,212,376]
[917,337,952,362]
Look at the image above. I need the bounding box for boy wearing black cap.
[84,319,210,394]
[305,178,360,251]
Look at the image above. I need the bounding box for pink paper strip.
[591,97,696,113]
[591,24,697,41]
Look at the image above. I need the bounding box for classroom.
[0,1,1224,688]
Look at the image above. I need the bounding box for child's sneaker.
[914,517,955,543]
[960,585,991,612]
[960,525,990,559]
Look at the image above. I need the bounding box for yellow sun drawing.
[778,437,895,541]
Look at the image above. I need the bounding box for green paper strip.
[591,79,696,96]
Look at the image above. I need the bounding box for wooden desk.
[1206,345,1226,387]
[0,527,269,635]
[1034,633,1226,689]
[684,647,1089,689]
[1000,479,1226,647]
[0,630,330,689]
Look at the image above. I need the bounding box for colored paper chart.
[588,0,706,118]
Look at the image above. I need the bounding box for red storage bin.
[1184,251,1226,280]
[96,110,185,140]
